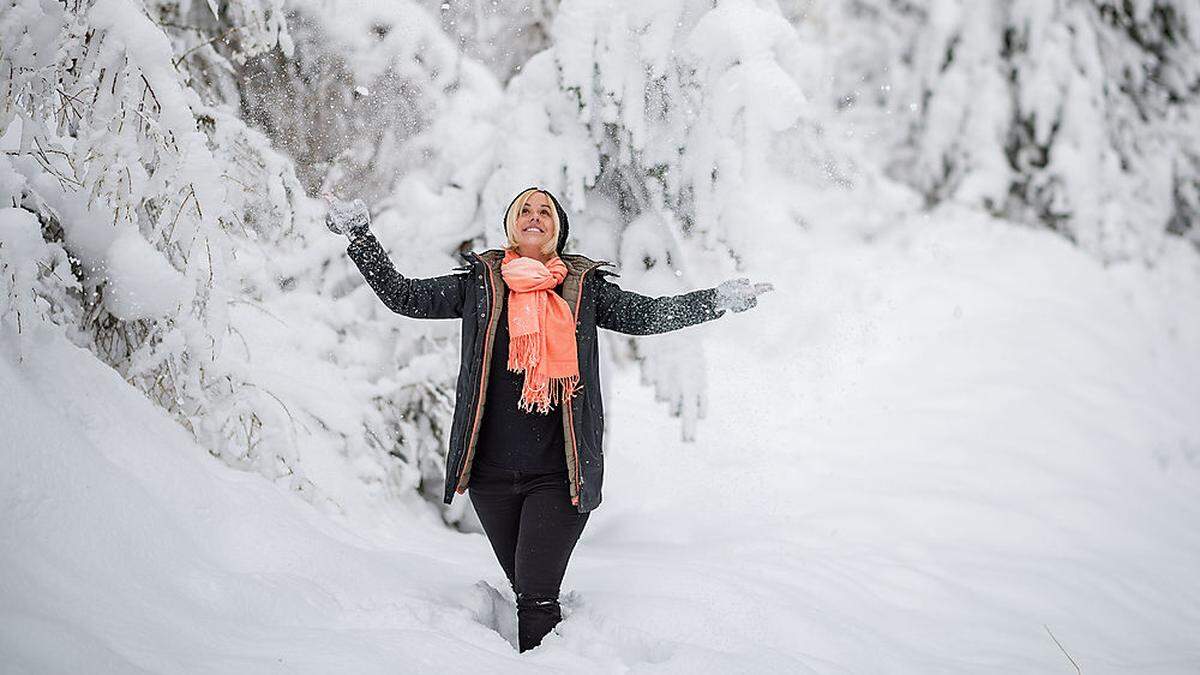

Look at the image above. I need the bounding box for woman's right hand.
[324,197,372,238]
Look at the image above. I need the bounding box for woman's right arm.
[327,197,468,319]
[345,232,468,320]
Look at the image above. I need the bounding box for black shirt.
[473,285,568,473]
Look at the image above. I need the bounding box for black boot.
[516,593,561,652]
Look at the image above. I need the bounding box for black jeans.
[468,462,590,652]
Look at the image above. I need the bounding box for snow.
[1,327,502,673]
[4,209,1199,672]
[102,233,191,320]
[4,0,1200,670]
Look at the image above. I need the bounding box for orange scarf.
[500,249,579,414]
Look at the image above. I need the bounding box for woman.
[326,187,772,652]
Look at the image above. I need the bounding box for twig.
[139,73,160,110]
[5,148,70,158]
[203,234,214,287]
[241,380,309,439]
[152,18,208,35]
[163,188,194,242]
[30,136,84,189]
[55,87,87,121]
[172,25,245,68]
[1043,624,1082,674]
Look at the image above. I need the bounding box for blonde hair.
[504,188,561,257]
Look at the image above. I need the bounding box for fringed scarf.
[500,249,579,414]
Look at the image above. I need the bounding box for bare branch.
[1043,625,1082,675]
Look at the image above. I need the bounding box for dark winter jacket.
[346,233,727,513]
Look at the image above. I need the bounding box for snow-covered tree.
[1,0,294,460]
[476,0,812,438]
[844,0,1200,258]
[0,0,451,522]
[237,2,503,207]
[417,0,561,84]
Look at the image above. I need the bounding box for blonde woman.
[327,187,772,652]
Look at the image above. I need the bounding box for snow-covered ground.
[3,211,1200,673]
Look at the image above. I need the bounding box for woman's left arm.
[593,273,772,336]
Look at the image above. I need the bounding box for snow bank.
[0,331,530,673]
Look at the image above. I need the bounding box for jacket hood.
[503,187,570,255]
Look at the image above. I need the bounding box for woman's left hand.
[324,197,372,238]
[715,278,775,313]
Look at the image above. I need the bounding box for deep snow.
[3,210,1200,673]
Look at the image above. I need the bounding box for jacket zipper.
[455,255,500,493]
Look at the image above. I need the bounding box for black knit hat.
[504,187,570,255]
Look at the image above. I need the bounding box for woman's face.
[514,191,556,253]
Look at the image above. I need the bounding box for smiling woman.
[325,186,772,652]
[506,189,561,262]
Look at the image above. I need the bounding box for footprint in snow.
[466,580,517,648]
